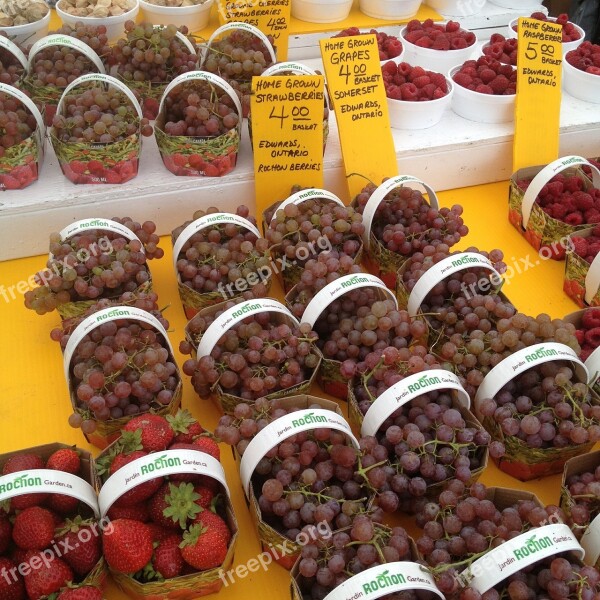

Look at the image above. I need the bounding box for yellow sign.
[216,0,291,61]
[513,17,563,171]
[320,34,398,197]
[251,75,325,217]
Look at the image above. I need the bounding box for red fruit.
[0,175,21,190]
[192,510,231,545]
[109,451,163,507]
[167,410,206,445]
[585,327,600,347]
[56,520,102,577]
[192,437,220,461]
[149,482,205,530]
[104,170,122,184]
[565,212,584,225]
[0,517,10,554]
[0,557,25,600]
[47,494,80,515]
[107,502,150,522]
[152,535,184,579]
[123,414,174,453]
[572,237,589,258]
[179,523,228,571]
[23,554,73,600]
[57,586,103,600]
[12,507,55,551]
[146,524,176,543]
[2,454,48,510]
[102,519,154,574]
[583,309,600,329]
[87,160,104,175]
[203,163,219,177]
[46,449,80,474]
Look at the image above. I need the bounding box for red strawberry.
[56,519,101,577]
[123,415,174,453]
[192,437,220,461]
[23,553,73,599]
[48,493,80,515]
[146,524,177,543]
[2,454,48,510]
[12,507,55,550]
[149,482,210,530]
[195,487,215,510]
[167,410,205,444]
[109,451,163,507]
[107,502,150,523]
[102,519,154,574]
[179,523,228,571]
[0,557,25,600]
[46,449,80,474]
[152,535,184,579]
[192,510,231,545]
[0,517,12,554]
[57,586,103,600]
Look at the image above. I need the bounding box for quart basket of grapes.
[473,341,600,480]
[509,155,600,259]
[155,71,242,177]
[0,83,45,190]
[180,297,322,414]
[53,302,182,449]
[50,73,152,184]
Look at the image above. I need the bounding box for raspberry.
[387,85,401,100]
[488,75,509,94]
[432,37,450,50]
[400,83,418,101]
[572,237,589,257]
[382,61,397,76]
[490,33,504,43]
[453,72,472,88]
[564,176,583,193]
[565,212,584,225]
[585,327,600,347]
[415,37,433,48]
[475,84,493,94]
[574,191,594,211]
[452,38,468,50]
[446,21,461,33]
[582,308,600,329]
[587,66,600,76]
[531,12,547,20]
[548,203,568,219]
[412,75,431,89]
[422,83,437,99]
[479,68,496,84]
[397,62,412,77]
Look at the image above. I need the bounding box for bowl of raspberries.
[382,61,453,129]
[400,19,477,74]
[482,33,518,66]
[564,42,600,105]
[451,56,517,123]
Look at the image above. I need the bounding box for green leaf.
[163,482,202,529]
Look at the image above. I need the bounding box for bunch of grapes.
[108,21,198,118]
[24,218,162,315]
[0,92,37,151]
[172,206,270,301]
[478,362,600,451]
[52,298,177,435]
[161,78,240,137]
[201,29,276,117]
[286,251,363,319]
[50,22,111,61]
[265,197,364,292]
[415,480,576,598]
[296,521,431,600]
[0,36,25,86]
[181,305,320,402]
[563,464,600,537]
[52,85,153,143]
[216,398,372,539]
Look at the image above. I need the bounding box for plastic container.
[426,0,484,17]
[56,0,140,44]
[139,0,213,31]
[450,65,515,124]
[564,58,600,105]
[291,0,353,23]
[507,17,585,57]
[400,25,477,73]
[387,77,453,129]
[359,0,422,20]
[0,10,50,46]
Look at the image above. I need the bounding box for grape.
[0,34,26,86]
[0,93,37,159]
[49,22,111,60]
[564,464,600,537]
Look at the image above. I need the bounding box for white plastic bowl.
[450,64,515,123]
[139,0,213,30]
[507,17,585,57]
[0,10,50,47]
[425,0,485,17]
[387,77,454,129]
[359,0,422,20]
[488,0,540,7]
[400,24,478,73]
[564,59,600,104]
[291,0,353,23]
[56,0,140,43]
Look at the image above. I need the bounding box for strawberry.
[0,557,25,600]
[102,519,154,574]
[123,414,174,453]
[192,437,220,461]
[152,535,184,579]
[107,502,150,522]
[149,483,204,530]
[57,586,103,600]
[167,410,205,444]
[12,507,55,550]
[23,553,73,599]
[146,524,177,543]
[2,454,48,510]
[179,523,228,571]
[48,493,80,515]
[0,517,11,554]
[46,449,80,475]
[109,451,163,507]
[56,518,101,577]
[193,510,231,544]
[195,487,215,510]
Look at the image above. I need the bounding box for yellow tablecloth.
[0,180,585,599]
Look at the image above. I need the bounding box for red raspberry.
[546,180,564,197]
[397,62,412,77]
[446,21,461,33]
[479,68,496,84]
[531,11,547,20]
[489,75,509,94]
[547,203,567,220]
[475,84,494,94]
[572,237,589,257]
[452,38,468,49]
[415,37,433,48]
[565,212,584,225]
[585,327,600,347]
[490,33,505,43]
[564,176,583,193]
[433,37,450,50]
[574,191,594,211]
[587,66,600,76]
[400,83,418,101]
[582,308,600,329]
[382,61,397,76]
[410,66,427,79]
[406,19,421,32]
[453,73,472,88]
[412,75,431,89]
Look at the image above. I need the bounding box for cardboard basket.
[473,342,593,481]
[63,306,182,449]
[236,395,362,570]
[564,228,600,307]
[172,212,271,320]
[351,175,441,289]
[97,444,238,600]
[301,273,397,400]
[51,73,145,185]
[508,155,600,259]
[155,71,242,178]
[184,298,321,414]
[24,34,106,126]
[0,83,45,190]
[0,443,107,593]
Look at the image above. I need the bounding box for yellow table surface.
[0,181,587,599]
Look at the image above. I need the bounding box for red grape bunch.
[24,218,162,315]
[50,22,111,61]
[172,206,270,300]
[564,464,600,537]
[0,35,26,86]
[181,304,320,401]
[0,92,37,153]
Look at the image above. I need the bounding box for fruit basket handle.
[262,62,318,77]
[27,34,105,74]
[270,188,344,225]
